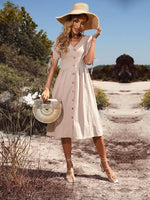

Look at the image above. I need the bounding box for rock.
[0,91,14,103]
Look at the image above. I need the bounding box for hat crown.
[71,3,89,13]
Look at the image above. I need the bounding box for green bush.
[94,87,109,109]
[0,44,47,77]
[0,64,26,95]
[142,89,150,109]
[0,1,52,63]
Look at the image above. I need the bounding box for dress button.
[72,99,74,101]
[72,72,75,75]
[72,116,73,119]
[72,107,74,110]
[72,81,74,84]
[73,56,76,59]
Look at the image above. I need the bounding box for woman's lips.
[74,28,80,32]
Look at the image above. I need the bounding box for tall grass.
[0,134,31,199]
[0,134,74,199]
[0,105,47,135]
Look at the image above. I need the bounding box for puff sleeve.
[52,38,61,60]
[84,36,92,56]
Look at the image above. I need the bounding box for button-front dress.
[47,35,103,139]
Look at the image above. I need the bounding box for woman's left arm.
[84,27,101,65]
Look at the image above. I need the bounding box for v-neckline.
[70,36,85,48]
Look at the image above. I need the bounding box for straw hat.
[56,3,99,31]
[32,99,62,124]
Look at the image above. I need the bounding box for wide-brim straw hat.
[56,3,99,31]
[32,99,62,124]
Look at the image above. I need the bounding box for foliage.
[94,87,109,109]
[137,65,150,81]
[0,62,49,97]
[91,64,150,82]
[91,65,115,81]
[0,1,53,63]
[142,89,150,109]
[0,64,26,95]
[0,44,47,77]
[0,2,60,136]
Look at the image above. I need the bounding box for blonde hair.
[56,14,88,54]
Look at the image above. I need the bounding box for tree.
[0,1,53,63]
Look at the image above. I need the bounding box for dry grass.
[0,134,74,200]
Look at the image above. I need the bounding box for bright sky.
[0,0,150,65]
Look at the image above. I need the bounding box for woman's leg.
[61,138,73,169]
[93,136,108,168]
[61,138,75,182]
[93,136,118,183]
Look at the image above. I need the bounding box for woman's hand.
[84,27,101,65]
[92,27,101,41]
[41,87,50,101]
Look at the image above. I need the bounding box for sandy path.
[18,81,150,199]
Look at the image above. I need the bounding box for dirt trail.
[27,81,150,199]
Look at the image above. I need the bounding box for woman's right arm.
[41,59,58,101]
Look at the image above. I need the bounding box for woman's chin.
[72,29,81,35]
[73,32,79,35]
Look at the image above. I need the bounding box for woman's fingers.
[97,27,101,33]
[41,90,49,101]
[97,27,101,35]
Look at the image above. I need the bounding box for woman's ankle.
[101,157,109,168]
[66,158,73,169]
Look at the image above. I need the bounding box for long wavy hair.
[56,14,88,54]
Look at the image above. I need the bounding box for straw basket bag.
[32,99,62,124]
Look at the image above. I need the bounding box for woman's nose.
[76,22,81,28]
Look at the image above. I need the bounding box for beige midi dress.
[47,35,103,139]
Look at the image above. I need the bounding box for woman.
[42,3,118,183]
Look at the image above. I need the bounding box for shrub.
[0,44,47,77]
[0,64,25,95]
[142,89,150,109]
[0,104,47,135]
[94,87,109,109]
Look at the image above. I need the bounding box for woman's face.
[71,15,87,35]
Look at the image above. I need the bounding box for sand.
[2,81,150,199]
